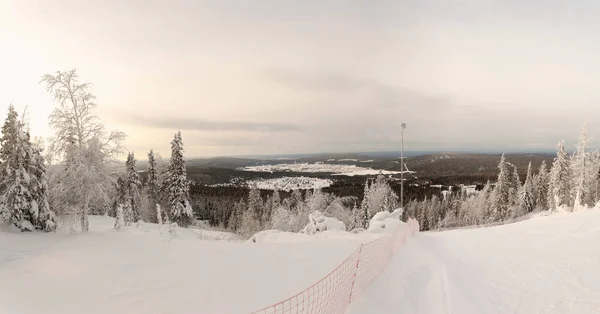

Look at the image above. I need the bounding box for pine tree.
[586,151,600,206]
[165,131,193,227]
[572,124,589,208]
[535,161,550,211]
[520,162,535,214]
[29,141,56,231]
[359,179,371,228]
[248,184,262,218]
[272,188,281,209]
[510,165,521,206]
[147,150,160,222]
[349,202,365,230]
[549,140,572,210]
[490,154,511,222]
[228,198,245,232]
[0,107,55,231]
[125,152,142,223]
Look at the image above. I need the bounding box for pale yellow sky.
[2,0,600,158]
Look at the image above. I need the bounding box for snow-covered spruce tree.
[349,202,365,230]
[271,204,296,232]
[586,151,600,206]
[146,150,160,222]
[239,201,261,237]
[0,111,36,231]
[520,162,535,214]
[0,105,20,223]
[571,124,589,208]
[164,131,193,227]
[29,139,57,231]
[125,152,141,222]
[367,175,399,218]
[228,198,245,232]
[0,107,56,231]
[359,178,371,228]
[272,188,281,209]
[534,161,550,211]
[549,140,572,211]
[41,70,126,232]
[490,154,511,222]
[247,184,262,220]
[510,165,521,207]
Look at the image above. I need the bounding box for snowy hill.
[349,209,600,314]
[0,216,383,314]
[3,210,598,314]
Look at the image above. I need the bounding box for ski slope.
[349,210,600,314]
[0,216,383,314]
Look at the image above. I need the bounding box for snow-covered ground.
[248,176,333,191]
[349,209,600,314]
[0,216,383,314]
[240,163,400,176]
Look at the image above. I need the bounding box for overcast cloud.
[1,0,600,158]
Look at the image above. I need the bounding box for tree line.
[406,125,598,231]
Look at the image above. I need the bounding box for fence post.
[348,244,363,304]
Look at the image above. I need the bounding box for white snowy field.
[240,163,400,176]
[349,209,600,314]
[0,216,384,314]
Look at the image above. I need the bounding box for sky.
[1,0,600,158]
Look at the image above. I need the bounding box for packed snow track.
[349,210,600,314]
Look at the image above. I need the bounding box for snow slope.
[349,209,600,314]
[0,216,383,314]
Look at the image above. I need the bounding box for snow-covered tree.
[41,70,125,232]
[349,202,365,230]
[272,188,281,209]
[29,140,57,231]
[514,162,535,217]
[114,204,124,231]
[164,131,193,227]
[534,161,550,211]
[125,152,141,222]
[0,107,56,232]
[510,165,521,207]
[586,151,600,206]
[367,175,399,217]
[228,198,245,232]
[146,150,160,222]
[271,205,296,232]
[549,140,572,210]
[572,124,589,208]
[0,112,36,231]
[247,184,262,219]
[520,162,535,214]
[490,154,511,222]
[359,179,371,228]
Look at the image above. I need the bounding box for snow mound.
[367,208,405,233]
[302,211,346,235]
[248,230,311,243]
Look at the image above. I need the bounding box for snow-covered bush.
[271,206,297,232]
[367,208,404,233]
[301,211,345,235]
[114,205,124,231]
